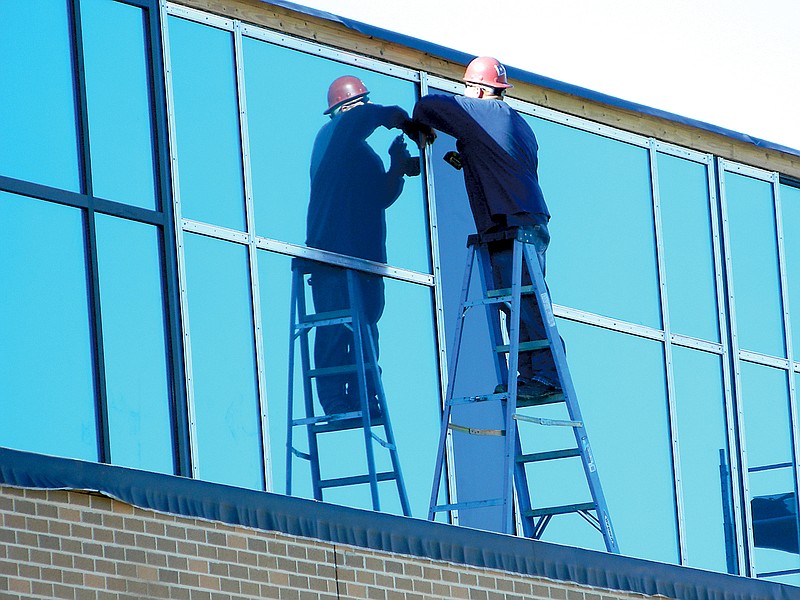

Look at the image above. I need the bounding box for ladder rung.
[299,309,353,325]
[448,423,504,436]
[524,502,596,518]
[494,340,550,353]
[486,285,537,298]
[447,392,508,406]
[430,498,505,512]
[513,414,582,428]
[306,364,376,378]
[517,448,581,464]
[318,471,398,489]
[312,415,385,433]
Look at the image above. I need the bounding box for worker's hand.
[389,135,421,177]
[402,120,436,149]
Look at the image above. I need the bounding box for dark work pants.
[488,224,561,388]
[309,266,384,415]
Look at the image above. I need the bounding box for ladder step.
[486,284,536,298]
[319,471,398,489]
[448,392,508,406]
[524,502,596,518]
[516,393,565,408]
[517,448,581,464]
[299,309,353,325]
[312,415,385,434]
[495,340,550,353]
[306,364,376,378]
[430,498,505,513]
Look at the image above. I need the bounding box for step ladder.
[285,258,410,516]
[428,230,619,552]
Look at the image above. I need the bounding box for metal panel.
[165,2,234,30]
[554,305,665,342]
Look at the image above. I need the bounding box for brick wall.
[0,485,666,600]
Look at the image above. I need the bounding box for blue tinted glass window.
[169,18,245,229]
[95,214,173,473]
[739,363,799,579]
[0,1,80,191]
[183,234,262,489]
[725,172,785,357]
[781,183,800,355]
[82,0,157,208]
[527,117,660,328]
[657,154,719,342]
[0,192,97,460]
[259,252,440,515]
[243,39,429,273]
[672,347,735,573]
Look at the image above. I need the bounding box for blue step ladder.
[285,259,410,516]
[428,230,619,552]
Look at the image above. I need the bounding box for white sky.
[292,0,800,152]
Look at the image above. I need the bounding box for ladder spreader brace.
[285,259,410,516]
[428,230,619,553]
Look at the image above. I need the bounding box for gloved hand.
[389,135,421,177]
[401,120,436,149]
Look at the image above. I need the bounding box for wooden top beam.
[172,0,800,178]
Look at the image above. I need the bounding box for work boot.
[494,379,563,404]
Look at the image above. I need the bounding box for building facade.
[2,0,800,595]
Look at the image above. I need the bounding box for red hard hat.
[463,56,513,89]
[324,75,369,114]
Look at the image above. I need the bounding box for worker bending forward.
[412,56,562,402]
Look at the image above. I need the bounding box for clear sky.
[291,0,800,153]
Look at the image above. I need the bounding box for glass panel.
[527,116,660,328]
[657,154,719,342]
[82,0,157,209]
[0,0,80,191]
[95,214,173,473]
[184,234,262,489]
[725,172,785,357]
[553,321,677,561]
[243,39,429,273]
[739,363,800,578]
[168,17,245,229]
[259,252,441,516]
[0,191,97,460]
[781,183,800,355]
[672,347,735,573]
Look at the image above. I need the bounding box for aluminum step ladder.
[428,230,619,552]
[286,258,410,516]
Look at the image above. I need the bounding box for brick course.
[0,485,666,600]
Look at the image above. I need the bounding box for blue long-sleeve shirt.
[307,103,407,263]
[413,94,549,234]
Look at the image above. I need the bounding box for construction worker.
[306,75,420,416]
[409,57,562,401]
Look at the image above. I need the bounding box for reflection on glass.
[258,251,440,517]
[184,234,262,489]
[243,39,430,273]
[0,192,97,460]
[672,347,735,573]
[555,321,678,561]
[95,214,173,473]
[725,173,785,357]
[527,116,660,328]
[169,17,245,229]
[0,1,80,191]
[739,363,800,579]
[780,184,800,355]
[657,154,719,342]
[82,0,157,208]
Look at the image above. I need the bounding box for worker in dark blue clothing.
[410,56,562,402]
[307,75,420,416]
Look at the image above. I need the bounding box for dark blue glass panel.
[82,0,157,208]
[0,1,80,191]
[739,363,800,579]
[725,173,785,357]
[168,18,245,229]
[781,184,800,355]
[258,251,441,516]
[243,39,429,273]
[184,234,263,489]
[672,347,735,573]
[95,214,173,473]
[657,154,719,342]
[526,117,661,328]
[0,192,97,460]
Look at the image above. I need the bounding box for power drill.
[443,151,462,170]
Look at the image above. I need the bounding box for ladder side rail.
[428,245,477,521]
[286,268,301,495]
[521,243,619,553]
[363,318,412,517]
[347,270,382,512]
[296,268,325,500]
[475,244,511,385]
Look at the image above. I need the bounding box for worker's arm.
[411,94,473,141]
[340,103,412,140]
